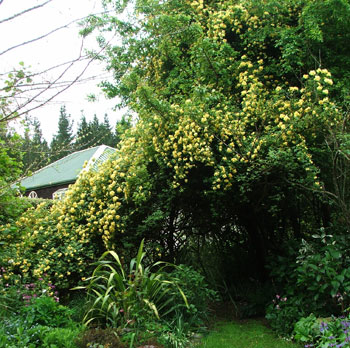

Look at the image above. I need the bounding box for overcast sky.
[0,0,124,141]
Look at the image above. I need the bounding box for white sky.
[0,0,124,142]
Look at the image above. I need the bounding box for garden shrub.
[42,326,82,348]
[265,294,307,336]
[293,313,320,344]
[295,232,350,314]
[0,268,61,315]
[0,270,83,348]
[294,314,350,348]
[74,241,216,348]
[1,188,109,291]
[0,298,82,348]
[0,199,51,271]
[0,200,51,270]
[0,321,82,348]
[20,296,74,328]
[1,147,159,292]
[165,264,218,326]
[266,230,350,336]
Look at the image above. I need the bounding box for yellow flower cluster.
[3,0,342,291]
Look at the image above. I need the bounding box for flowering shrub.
[1,0,347,305]
[294,314,350,348]
[3,68,341,293]
[0,296,82,348]
[1,196,107,290]
[295,233,350,314]
[0,268,81,348]
[0,269,60,314]
[266,232,350,337]
[265,295,307,336]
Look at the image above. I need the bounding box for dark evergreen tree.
[100,114,115,147]
[21,117,49,173]
[74,113,117,150]
[50,105,74,162]
[75,114,92,151]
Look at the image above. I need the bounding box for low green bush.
[266,231,350,337]
[165,264,218,326]
[0,279,83,348]
[265,295,306,336]
[0,270,60,315]
[20,296,74,328]
[294,314,350,348]
[42,326,82,348]
[0,309,82,348]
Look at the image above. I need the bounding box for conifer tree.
[100,114,115,147]
[75,113,117,150]
[75,114,91,151]
[21,117,49,173]
[50,105,74,162]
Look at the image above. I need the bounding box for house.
[18,145,116,199]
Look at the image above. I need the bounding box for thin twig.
[0,10,113,56]
[0,0,52,25]
[5,34,116,122]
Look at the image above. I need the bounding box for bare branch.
[0,0,53,25]
[1,34,116,123]
[0,10,113,57]
[0,18,78,56]
[3,40,86,121]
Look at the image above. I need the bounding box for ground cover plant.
[0,273,84,348]
[294,314,350,348]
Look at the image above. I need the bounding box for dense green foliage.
[78,240,189,327]
[0,124,26,224]
[74,114,120,151]
[0,271,83,348]
[73,241,216,347]
[75,0,350,280]
[266,231,350,336]
[294,314,350,348]
[2,0,350,295]
[21,117,50,173]
[2,0,350,345]
[0,242,217,348]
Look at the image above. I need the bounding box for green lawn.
[198,320,302,348]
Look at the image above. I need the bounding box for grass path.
[198,319,302,348]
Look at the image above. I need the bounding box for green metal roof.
[19,145,116,190]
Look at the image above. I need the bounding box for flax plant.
[75,239,187,329]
